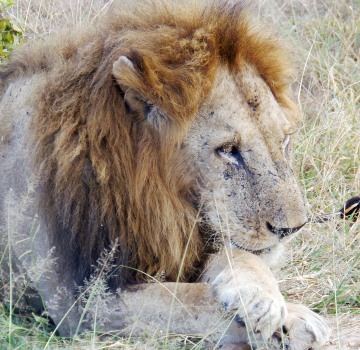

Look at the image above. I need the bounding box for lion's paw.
[275,303,330,350]
[214,280,287,342]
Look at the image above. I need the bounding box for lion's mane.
[0,0,299,287]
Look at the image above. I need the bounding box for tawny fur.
[0,0,299,286]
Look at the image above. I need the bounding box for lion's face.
[183,65,307,252]
[114,55,307,262]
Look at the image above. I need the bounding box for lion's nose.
[266,221,306,238]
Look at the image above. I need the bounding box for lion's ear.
[112,56,148,121]
[112,55,165,129]
[113,56,136,80]
[116,56,135,70]
[112,55,138,95]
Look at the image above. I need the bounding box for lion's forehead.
[192,66,292,145]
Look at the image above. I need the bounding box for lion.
[0,0,330,348]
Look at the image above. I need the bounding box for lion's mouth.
[230,221,307,255]
[230,238,274,255]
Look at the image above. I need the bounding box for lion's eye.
[215,144,244,168]
[217,144,237,155]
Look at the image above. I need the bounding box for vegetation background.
[0,0,358,349]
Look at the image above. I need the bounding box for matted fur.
[0,0,299,287]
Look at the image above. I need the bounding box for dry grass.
[261,1,359,348]
[263,0,359,314]
[5,0,113,37]
[0,0,359,349]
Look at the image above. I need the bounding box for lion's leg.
[7,224,248,344]
[97,282,250,345]
[201,249,287,347]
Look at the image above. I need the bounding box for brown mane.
[0,0,299,287]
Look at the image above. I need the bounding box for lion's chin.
[230,238,277,254]
[230,239,285,267]
[231,240,268,252]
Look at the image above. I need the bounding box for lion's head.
[183,65,307,254]
[0,0,307,286]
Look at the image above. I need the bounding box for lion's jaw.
[183,65,307,253]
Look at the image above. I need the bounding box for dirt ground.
[325,314,360,350]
